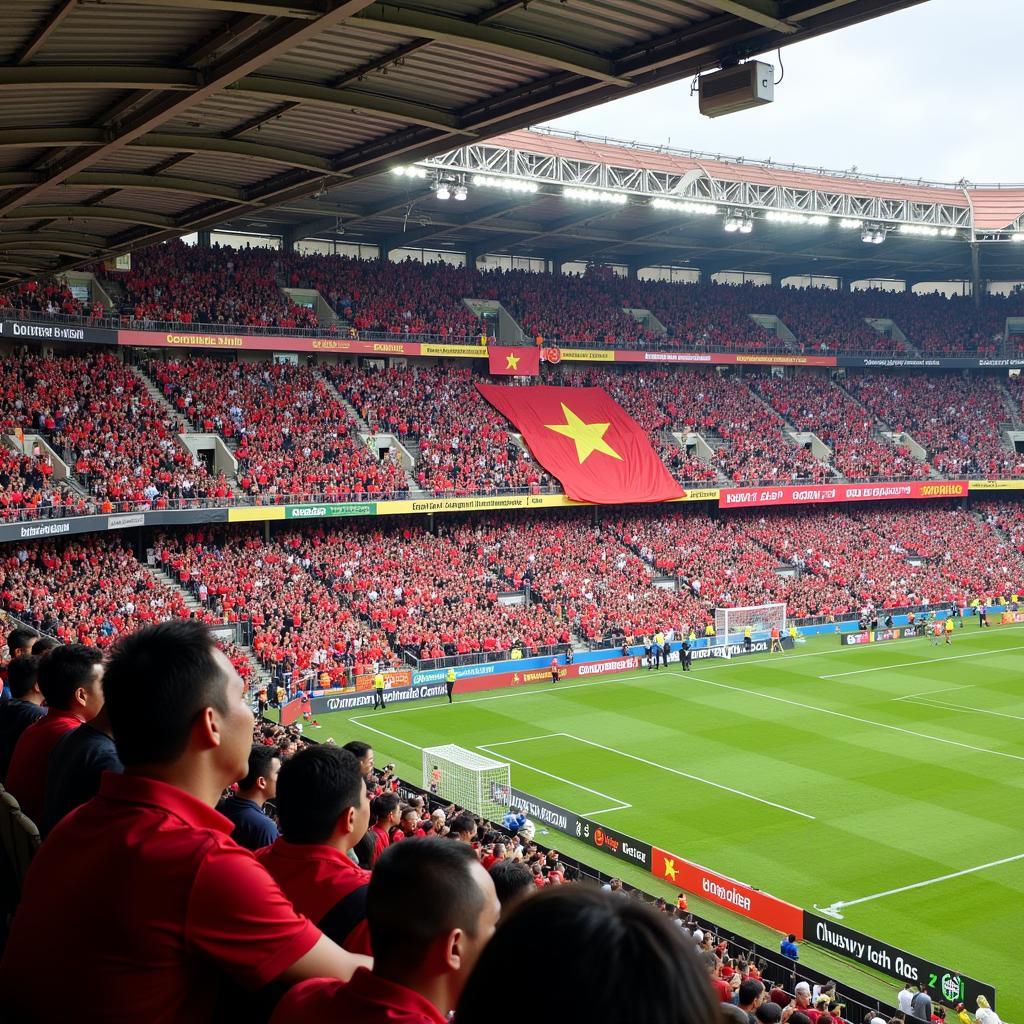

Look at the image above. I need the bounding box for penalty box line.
[477,735,632,817]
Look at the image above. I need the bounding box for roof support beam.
[0,0,376,219]
[0,67,198,91]
[118,0,323,17]
[14,0,79,64]
[695,0,799,33]
[0,205,178,228]
[353,5,634,87]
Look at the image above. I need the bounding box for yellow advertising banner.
[419,344,487,359]
[969,479,1024,491]
[227,505,287,523]
[557,348,616,362]
[376,493,586,516]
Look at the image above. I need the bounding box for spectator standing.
[896,984,914,1016]
[271,839,499,1024]
[780,933,800,960]
[0,655,44,779]
[5,644,104,822]
[0,620,368,1023]
[41,704,123,836]
[218,744,281,851]
[257,745,373,954]
[910,985,933,1023]
[1,627,38,699]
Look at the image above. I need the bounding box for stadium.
[0,0,1021,1021]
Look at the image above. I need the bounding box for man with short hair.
[449,813,477,842]
[738,978,766,1023]
[2,627,38,699]
[41,703,123,836]
[6,644,104,822]
[342,740,374,778]
[368,792,401,864]
[0,620,368,1023]
[271,840,500,1024]
[218,744,281,850]
[909,984,933,1022]
[0,655,44,779]
[394,806,426,840]
[489,858,534,909]
[896,983,914,1015]
[257,746,373,954]
[780,933,799,960]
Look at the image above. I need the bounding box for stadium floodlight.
[562,186,628,205]
[650,198,719,216]
[939,227,958,237]
[723,211,752,233]
[391,165,427,178]
[454,185,468,201]
[765,211,829,227]
[471,174,539,193]
[899,223,940,238]
[839,219,864,230]
[1013,233,1024,243]
[422,744,511,820]
[861,225,886,244]
[435,182,451,200]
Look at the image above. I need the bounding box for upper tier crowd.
[3,242,1020,356]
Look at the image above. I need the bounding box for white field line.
[476,742,631,812]
[557,731,815,821]
[817,852,1024,918]
[895,685,971,701]
[678,672,1024,764]
[905,697,1024,723]
[819,644,1024,680]
[479,733,565,746]
[580,804,631,817]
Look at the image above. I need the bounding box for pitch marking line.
[819,644,1024,679]
[895,685,971,701]
[476,741,632,815]
[905,698,1024,723]
[556,732,815,821]
[816,851,1024,919]
[678,672,1024,764]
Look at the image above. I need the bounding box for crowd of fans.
[0,352,229,510]
[7,249,1024,358]
[148,358,409,501]
[750,372,929,480]
[326,363,549,495]
[844,372,1021,478]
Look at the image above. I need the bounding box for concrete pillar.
[281,227,295,254]
[971,242,982,308]
[197,230,212,248]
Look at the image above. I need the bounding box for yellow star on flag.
[505,352,520,371]
[545,403,622,464]
[662,857,678,881]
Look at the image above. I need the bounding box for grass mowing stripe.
[905,698,1024,722]
[555,731,816,820]
[816,851,1024,918]
[680,671,1024,763]
[819,643,1024,679]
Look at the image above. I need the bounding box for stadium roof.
[0,0,926,285]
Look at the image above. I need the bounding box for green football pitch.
[311,624,1024,1015]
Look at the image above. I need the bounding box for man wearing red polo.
[272,839,499,1024]
[257,745,373,954]
[5,644,104,822]
[0,620,368,1024]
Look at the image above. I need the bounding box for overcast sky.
[543,0,1021,184]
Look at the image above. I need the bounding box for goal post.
[714,603,787,647]
[422,744,511,820]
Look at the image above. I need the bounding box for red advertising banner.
[488,345,540,376]
[651,847,804,937]
[719,480,968,509]
[353,669,413,692]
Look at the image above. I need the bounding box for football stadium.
[0,0,1022,1021]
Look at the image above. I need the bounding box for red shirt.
[256,839,372,955]
[712,979,733,1002]
[5,707,84,821]
[270,968,447,1024]
[0,773,320,1024]
[369,822,390,864]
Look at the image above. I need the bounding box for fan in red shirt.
[0,621,369,1024]
[257,745,373,955]
[272,839,499,1024]
[368,792,402,865]
[4,644,104,821]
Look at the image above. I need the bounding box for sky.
[543,0,1021,185]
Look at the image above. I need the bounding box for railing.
[2,308,1013,360]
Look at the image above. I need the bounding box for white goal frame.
[422,744,511,820]
[714,603,787,647]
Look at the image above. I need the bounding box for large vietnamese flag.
[477,384,683,504]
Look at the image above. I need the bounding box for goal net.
[714,603,787,648]
[422,744,511,820]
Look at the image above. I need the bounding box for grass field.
[313,624,1024,1016]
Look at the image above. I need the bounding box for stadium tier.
[3,248,1023,356]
